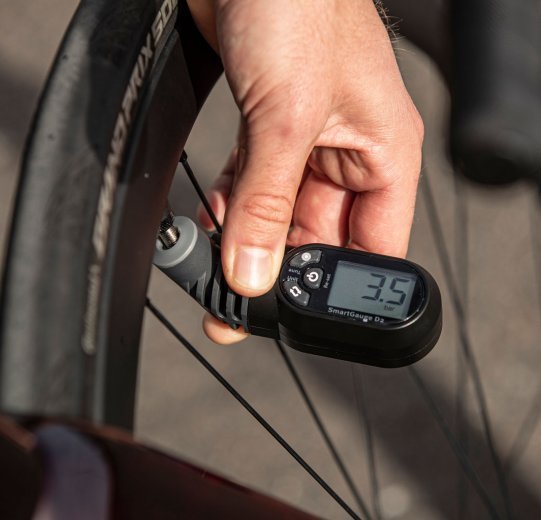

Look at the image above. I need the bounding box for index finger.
[348,173,420,258]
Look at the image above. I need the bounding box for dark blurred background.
[1,2,540,519]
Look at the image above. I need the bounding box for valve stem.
[158,211,180,249]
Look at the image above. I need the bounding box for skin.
[187,0,424,344]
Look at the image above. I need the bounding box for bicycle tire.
[0,0,222,430]
[3,3,541,518]
[0,4,366,517]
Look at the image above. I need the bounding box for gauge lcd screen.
[327,261,417,319]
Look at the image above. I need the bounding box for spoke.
[179,152,366,516]
[505,198,541,470]
[275,342,372,520]
[421,167,513,519]
[351,365,382,520]
[530,192,541,316]
[505,383,541,472]
[454,175,470,519]
[408,367,502,520]
[146,299,361,519]
[180,151,222,233]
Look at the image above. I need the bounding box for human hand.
[187,0,424,344]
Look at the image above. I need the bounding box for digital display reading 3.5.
[327,262,417,319]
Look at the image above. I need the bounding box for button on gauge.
[283,280,310,306]
[303,268,323,289]
[289,250,322,268]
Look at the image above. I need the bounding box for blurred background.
[1,1,540,519]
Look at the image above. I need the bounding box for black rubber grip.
[450,0,541,184]
[190,239,249,331]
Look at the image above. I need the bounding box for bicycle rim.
[0,0,222,429]
[2,3,541,519]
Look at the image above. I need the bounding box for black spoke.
[408,367,501,520]
[351,365,382,520]
[505,383,541,472]
[180,151,223,233]
[504,198,541,470]
[146,299,361,519]
[180,152,369,516]
[454,174,470,519]
[275,341,372,519]
[421,167,513,519]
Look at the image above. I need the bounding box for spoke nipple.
[158,211,180,249]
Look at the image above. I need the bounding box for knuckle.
[410,107,425,145]
[274,116,304,142]
[245,84,315,144]
[374,107,424,183]
[386,96,425,148]
[251,107,307,146]
[362,141,414,188]
[365,142,398,180]
[240,192,294,228]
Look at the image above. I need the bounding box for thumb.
[221,124,311,297]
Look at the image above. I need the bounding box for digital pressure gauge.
[154,217,442,368]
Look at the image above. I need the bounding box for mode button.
[283,280,310,306]
[289,249,322,268]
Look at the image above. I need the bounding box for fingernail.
[206,190,222,221]
[199,191,222,230]
[233,246,273,290]
[212,191,227,219]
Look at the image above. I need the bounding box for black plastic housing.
[248,244,442,368]
[155,225,442,369]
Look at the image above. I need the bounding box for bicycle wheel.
[0,0,222,430]
[0,3,358,518]
[2,2,541,519]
